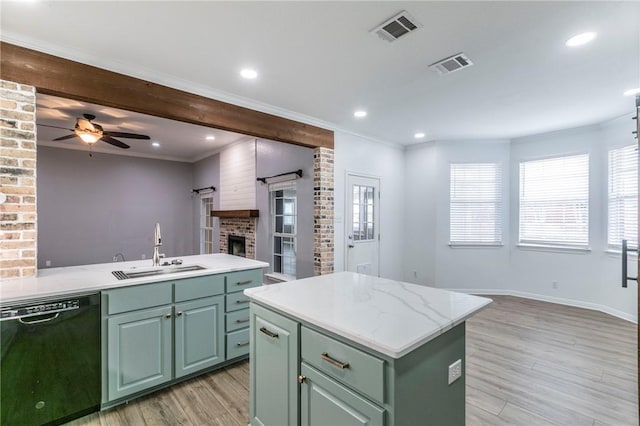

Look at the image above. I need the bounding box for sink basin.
[112,265,207,280]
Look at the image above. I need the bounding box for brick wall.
[313,147,334,275]
[0,80,37,279]
[219,218,257,259]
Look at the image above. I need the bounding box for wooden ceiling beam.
[0,42,334,149]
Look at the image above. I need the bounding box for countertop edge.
[0,255,269,304]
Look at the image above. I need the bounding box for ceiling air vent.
[429,53,474,75]
[370,11,422,42]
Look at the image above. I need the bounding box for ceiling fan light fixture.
[76,130,100,144]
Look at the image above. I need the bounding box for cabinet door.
[107,306,172,401]
[300,363,384,426]
[174,295,224,379]
[250,303,299,426]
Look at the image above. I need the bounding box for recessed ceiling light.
[152,142,160,147]
[414,132,426,139]
[623,87,640,97]
[354,110,367,118]
[206,135,216,141]
[565,32,597,47]
[240,69,258,79]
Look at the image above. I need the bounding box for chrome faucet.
[152,223,163,267]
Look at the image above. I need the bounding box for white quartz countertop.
[0,254,268,304]
[244,272,491,359]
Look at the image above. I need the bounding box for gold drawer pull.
[235,299,250,304]
[236,341,250,347]
[321,352,350,369]
[236,280,253,286]
[235,318,250,324]
[259,327,279,339]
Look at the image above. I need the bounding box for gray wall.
[192,153,221,254]
[256,139,314,278]
[37,146,196,268]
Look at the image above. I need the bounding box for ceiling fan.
[40,114,150,149]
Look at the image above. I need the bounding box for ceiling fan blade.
[38,124,74,131]
[52,134,80,141]
[101,135,130,149]
[103,131,150,140]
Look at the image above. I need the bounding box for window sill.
[516,243,591,254]
[264,272,296,283]
[605,249,637,257]
[448,243,504,248]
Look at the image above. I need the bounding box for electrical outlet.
[45,260,51,267]
[112,256,117,262]
[552,281,558,289]
[413,270,417,278]
[141,254,146,260]
[448,359,462,385]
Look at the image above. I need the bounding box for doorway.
[345,174,380,277]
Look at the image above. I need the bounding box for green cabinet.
[300,363,384,426]
[249,303,466,426]
[250,303,299,426]
[107,306,172,401]
[102,268,263,404]
[225,269,262,359]
[175,295,224,378]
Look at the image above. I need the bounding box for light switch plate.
[448,359,462,385]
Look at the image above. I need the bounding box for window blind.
[519,154,589,247]
[450,163,502,245]
[608,145,637,249]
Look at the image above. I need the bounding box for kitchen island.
[244,272,491,426]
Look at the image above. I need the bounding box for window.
[200,196,214,254]
[608,145,637,249]
[519,154,589,247]
[449,163,502,245]
[270,181,296,277]
[352,184,375,241]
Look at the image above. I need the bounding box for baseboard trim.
[453,288,637,324]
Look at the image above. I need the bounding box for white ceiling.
[36,93,247,162]
[2,1,639,147]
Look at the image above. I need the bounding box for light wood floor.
[69,296,638,426]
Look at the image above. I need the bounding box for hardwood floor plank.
[467,384,507,415]
[67,296,638,426]
[498,402,558,426]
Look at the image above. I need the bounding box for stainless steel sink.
[112,265,207,280]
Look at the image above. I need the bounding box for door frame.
[344,171,381,277]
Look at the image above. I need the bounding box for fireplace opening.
[228,235,246,257]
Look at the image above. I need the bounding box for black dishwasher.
[0,293,100,426]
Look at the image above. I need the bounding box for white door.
[346,174,380,276]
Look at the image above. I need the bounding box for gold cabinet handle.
[236,280,253,286]
[236,341,250,347]
[176,311,183,317]
[259,326,279,339]
[321,352,350,369]
[235,318,250,324]
[298,375,306,384]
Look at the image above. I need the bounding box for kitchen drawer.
[226,328,250,359]
[226,308,250,332]
[226,291,250,312]
[301,326,385,405]
[225,269,262,293]
[174,274,225,302]
[105,281,172,315]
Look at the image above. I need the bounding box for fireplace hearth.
[228,235,246,257]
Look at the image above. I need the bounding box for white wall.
[334,131,405,280]
[220,138,256,209]
[400,115,638,322]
